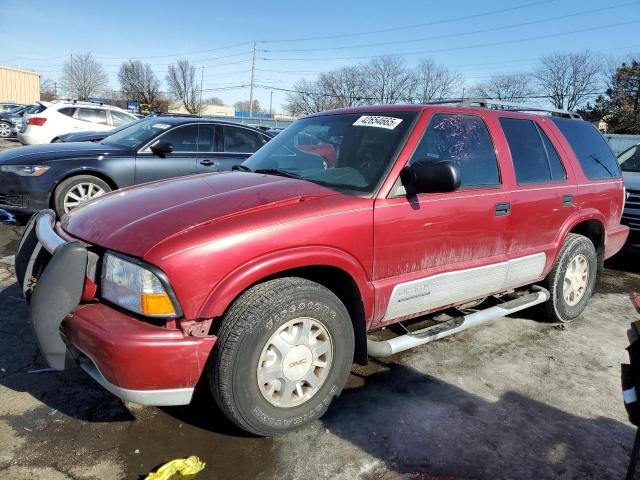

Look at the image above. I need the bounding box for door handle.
[200,159,215,166]
[562,194,574,207]
[495,202,511,216]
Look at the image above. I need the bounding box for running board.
[367,287,550,358]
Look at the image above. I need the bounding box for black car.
[0,117,272,216]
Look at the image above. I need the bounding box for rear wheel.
[539,233,597,322]
[0,121,12,138]
[53,175,111,217]
[209,277,354,436]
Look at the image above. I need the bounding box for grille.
[623,189,640,232]
[0,193,26,208]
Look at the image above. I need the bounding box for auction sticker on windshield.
[152,123,171,130]
[353,115,403,130]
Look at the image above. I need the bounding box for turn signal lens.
[141,293,176,316]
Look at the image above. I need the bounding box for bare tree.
[40,78,57,101]
[284,78,337,116]
[365,56,414,104]
[166,59,201,114]
[471,73,533,101]
[413,59,459,102]
[204,97,224,106]
[534,50,603,110]
[60,53,108,100]
[118,60,161,109]
[318,66,369,108]
[234,99,264,114]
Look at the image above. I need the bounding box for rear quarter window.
[551,118,621,180]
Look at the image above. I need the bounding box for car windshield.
[242,112,416,195]
[618,145,640,173]
[101,118,173,149]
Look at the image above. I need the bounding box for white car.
[18,101,138,145]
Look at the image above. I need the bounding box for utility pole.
[249,42,256,117]
[54,82,57,100]
[199,66,204,115]
[269,91,273,116]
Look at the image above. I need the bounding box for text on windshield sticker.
[353,115,403,130]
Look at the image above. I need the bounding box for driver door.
[135,124,200,183]
[373,112,513,325]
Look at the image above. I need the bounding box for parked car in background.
[0,102,20,113]
[0,104,46,138]
[619,143,640,246]
[0,117,272,216]
[15,102,628,436]
[18,101,138,145]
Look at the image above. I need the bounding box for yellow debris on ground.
[145,456,205,480]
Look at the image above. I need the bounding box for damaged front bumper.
[15,210,216,406]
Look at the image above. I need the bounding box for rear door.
[134,124,200,183]
[498,116,577,263]
[373,112,512,324]
[75,107,112,131]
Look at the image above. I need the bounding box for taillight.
[27,117,47,126]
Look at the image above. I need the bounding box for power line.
[263,19,640,61]
[92,41,253,60]
[257,0,557,43]
[263,2,636,53]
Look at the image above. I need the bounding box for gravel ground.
[1,137,640,479]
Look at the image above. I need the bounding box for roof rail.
[424,98,582,119]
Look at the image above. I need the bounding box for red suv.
[16,102,628,436]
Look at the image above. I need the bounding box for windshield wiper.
[232,164,252,172]
[254,168,303,179]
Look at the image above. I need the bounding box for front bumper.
[0,171,52,213]
[15,211,217,405]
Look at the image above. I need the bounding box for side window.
[538,125,566,181]
[77,108,109,125]
[619,145,640,173]
[551,117,621,179]
[499,118,565,184]
[409,113,500,188]
[197,125,215,152]
[158,125,199,152]
[222,126,266,153]
[111,110,134,127]
[58,107,76,117]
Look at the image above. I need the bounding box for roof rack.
[424,98,582,119]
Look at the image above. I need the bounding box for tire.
[53,175,112,217]
[539,233,597,322]
[209,277,355,436]
[0,121,12,138]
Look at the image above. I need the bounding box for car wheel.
[539,233,597,323]
[0,121,12,138]
[209,277,354,436]
[53,175,112,217]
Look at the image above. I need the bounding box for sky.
[0,0,638,113]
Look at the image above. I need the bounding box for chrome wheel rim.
[0,123,10,137]
[257,317,333,408]
[63,182,105,212]
[563,254,589,306]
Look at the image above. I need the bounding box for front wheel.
[53,175,111,217]
[539,233,597,322]
[0,121,12,138]
[209,277,354,436]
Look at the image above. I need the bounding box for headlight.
[0,165,50,176]
[101,252,179,317]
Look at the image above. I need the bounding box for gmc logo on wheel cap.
[289,358,307,368]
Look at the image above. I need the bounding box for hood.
[0,142,129,165]
[624,171,640,191]
[61,172,339,257]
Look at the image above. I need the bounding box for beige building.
[169,102,235,117]
[0,66,40,104]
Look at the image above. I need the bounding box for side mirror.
[400,159,461,194]
[150,140,173,157]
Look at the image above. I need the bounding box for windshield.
[242,112,416,194]
[101,118,172,149]
[618,145,640,173]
